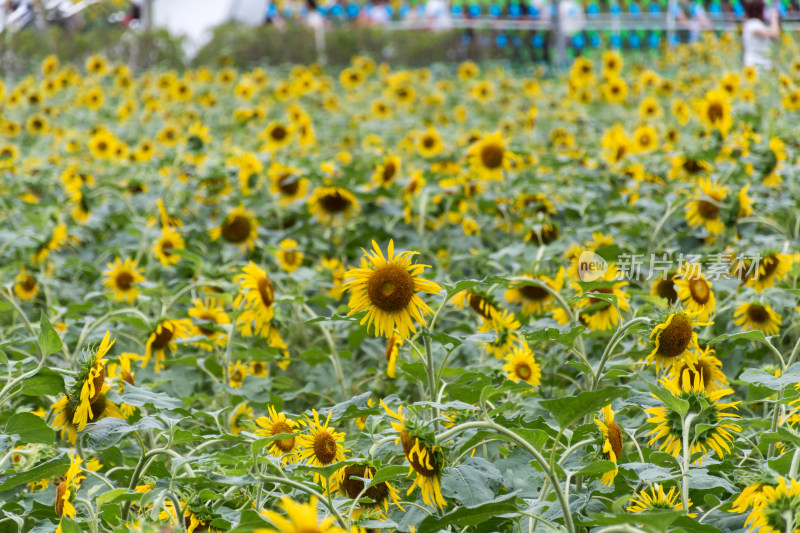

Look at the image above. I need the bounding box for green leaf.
[575,460,615,476]
[0,454,70,492]
[760,427,800,448]
[119,385,183,410]
[0,349,8,369]
[58,517,81,533]
[366,465,409,487]
[707,330,767,346]
[5,412,54,445]
[738,363,800,391]
[540,386,629,428]
[38,312,63,356]
[96,488,142,505]
[524,325,585,349]
[418,493,519,533]
[21,367,65,396]
[649,384,690,418]
[251,433,295,456]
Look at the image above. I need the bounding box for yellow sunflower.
[697,89,733,135]
[255,406,298,465]
[262,121,293,151]
[308,187,361,226]
[259,496,340,533]
[188,298,230,350]
[343,240,442,339]
[55,453,85,529]
[371,153,402,188]
[228,360,249,389]
[338,463,403,519]
[73,331,114,430]
[674,264,716,322]
[102,257,145,303]
[385,334,402,379]
[210,205,259,250]
[627,484,692,514]
[382,401,446,508]
[504,268,565,315]
[416,127,444,158]
[269,162,308,206]
[748,253,793,292]
[646,311,708,372]
[234,262,275,338]
[502,342,541,389]
[467,131,511,181]
[668,346,727,394]
[13,267,39,301]
[685,179,728,235]
[645,369,741,463]
[143,319,191,372]
[744,478,800,533]
[296,409,348,488]
[578,265,630,332]
[32,223,68,263]
[733,302,782,336]
[276,239,304,273]
[594,405,622,487]
[153,227,185,267]
[230,402,253,435]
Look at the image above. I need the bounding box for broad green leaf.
[540,386,629,428]
[738,363,800,391]
[525,325,585,348]
[441,458,503,507]
[120,385,183,409]
[366,465,408,487]
[418,493,519,533]
[575,460,615,476]
[38,312,63,356]
[96,488,141,505]
[21,367,65,396]
[5,412,54,445]
[707,330,768,346]
[760,427,800,448]
[649,384,690,418]
[0,454,70,492]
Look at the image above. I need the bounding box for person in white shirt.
[742,0,780,70]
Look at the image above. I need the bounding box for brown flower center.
[90,366,105,403]
[258,276,274,307]
[115,271,134,291]
[696,200,719,220]
[318,191,351,213]
[707,102,724,123]
[221,215,252,243]
[519,284,549,301]
[196,312,218,336]
[468,293,495,320]
[270,126,288,141]
[655,314,693,358]
[160,240,174,256]
[55,481,67,516]
[746,304,770,324]
[278,174,299,195]
[515,362,532,381]
[480,144,504,169]
[313,430,338,465]
[151,324,175,350]
[90,394,107,418]
[688,279,711,304]
[367,264,415,312]
[342,465,390,504]
[385,336,398,361]
[587,287,614,310]
[271,420,295,452]
[761,255,779,279]
[422,136,435,149]
[400,431,439,477]
[382,162,397,182]
[654,275,678,304]
[607,421,623,459]
[21,276,36,291]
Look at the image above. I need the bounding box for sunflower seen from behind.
[344,240,441,339]
[594,405,622,487]
[72,331,114,430]
[645,310,707,372]
[744,477,800,533]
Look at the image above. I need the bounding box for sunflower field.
[3,31,800,533]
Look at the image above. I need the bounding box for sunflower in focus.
[627,484,691,514]
[645,369,741,463]
[467,131,510,181]
[308,186,361,226]
[744,478,800,533]
[297,409,348,489]
[344,240,441,339]
[594,405,622,487]
[503,342,541,389]
[382,400,446,508]
[235,262,275,338]
[646,311,707,372]
[674,264,716,322]
[102,257,145,303]
[143,319,190,372]
[733,302,781,335]
[685,179,728,235]
[255,406,298,465]
[210,205,259,250]
[668,345,726,393]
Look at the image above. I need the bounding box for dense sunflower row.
[1,33,800,533]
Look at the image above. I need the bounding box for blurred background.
[0,0,796,73]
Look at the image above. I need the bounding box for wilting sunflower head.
[646,311,706,372]
[338,463,403,515]
[645,370,741,463]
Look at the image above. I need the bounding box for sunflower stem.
[435,420,575,533]
[681,412,696,515]
[591,317,649,391]
[767,334,800,457]
[423,333,439,432]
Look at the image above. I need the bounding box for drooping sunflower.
[102,257,145,303]
[338,463,404,519]
[467,131,510,181]
[153,227,185,267]
[674,264,716,322]
[234,262,275,338]
[685,178,728,236]
[730,482,769,515]
[382,401,446,508]
[450,289,499,324]
[188,298,230,350]
[296,409,348,489]
[255,406,298,465]
[748,253,793,292]
[502,342,541,389]
[276,239,304,273]
[54,453,85,528]
[143,319,191,372]
[744,478,800,533]
[13,267,39,301]
[308,186,361,226]
[504,268,565,315]
[260,496,341,533]
[733,302,782,336]
[645,370,741,463]
[627,484,692,514]
[210,205,259,250]
[73,331,115,430]
[646,311,707,372]
[385,334,402,379]
[343,240,442,339]
[371,153,401,188]
[594,405,622,487]
[668,346,727,394]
